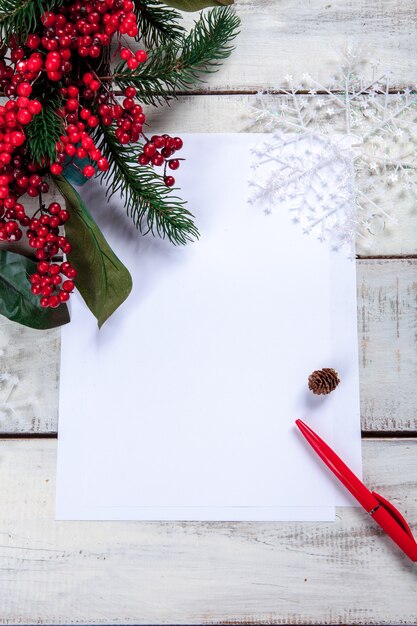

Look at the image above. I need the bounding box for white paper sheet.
[56,134,361,521]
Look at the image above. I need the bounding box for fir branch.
[112,6,240,105]
[0,0,62,42]
[134,0,185,48]
[96,123,199,245]
[26,82,63,165]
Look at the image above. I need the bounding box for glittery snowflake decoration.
[249,48,417,253]
[249,133,357,254]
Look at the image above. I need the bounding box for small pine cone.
[308,368,340,395]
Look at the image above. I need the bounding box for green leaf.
[163,0,233,10]
[53,175,133,328]
[0,249,70,330]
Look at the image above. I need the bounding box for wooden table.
[1,1,417,623]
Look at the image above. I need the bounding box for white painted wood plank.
[359,260,417,432]
[0,322,60,434]
[137,0,417,91]
[1,260,416,434]
[0,438,415,624]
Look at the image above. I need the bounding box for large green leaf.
[53,175,133,328]
[163,0,233,10]
[0,249,70,330]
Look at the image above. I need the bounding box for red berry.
[50,163,63,175]
[26,34,41,49]
[124,86,136,98]
[67,86,79,98]
[127,57,139,70]
[138,154,150,165]
[10,131,25,147]
[65,144,76,157]
[135,50,147,63]
[164,176,175,187]
[89,79,100,92]
[38,261,50,274]
[58,210,70,223]
[152,135,165,149]
[47,70,62,81]
[120,48,132,60]
[152,153,164,167]
[143,142,156,157]
[30,273,41,284]
[16,82,32,97]
[97,157,109,171]
[48,295,60,308]
[27,100,42,114]
[83,165,95,178]
[16,109,32,125]
[87,115,99,128]
[41,11,56,27]
[66,98,79,112]
[80,108,91,120]
[62,280,75,292]
[65,267,77,279]
[168,159,180,170]
[48,202,61,215]
[27,57,43,72]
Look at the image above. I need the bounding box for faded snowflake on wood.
[0,372,19,420]
[249,49,416,252]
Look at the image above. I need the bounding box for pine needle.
[96,124,199,245]
[113,6,240,105]
[134,0,185,48]
[0,0,62,41]
[26,82,63,165]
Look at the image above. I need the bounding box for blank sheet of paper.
[56,134,361,521]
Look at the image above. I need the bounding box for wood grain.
[135,0,417,91]
[0,438,415,624]
[359,260,417,433]
[1,260,415,435]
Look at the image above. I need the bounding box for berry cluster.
[30,260,77,309]
[0,0,187,313]
[41,0,138,61]
[119,46,147,69]
[52,83,110,177]
[100,86,146,144]
[138,134,183,187]
[0,90,46,242]
[27,202,77,309]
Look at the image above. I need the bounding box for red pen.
[296,419,417,561]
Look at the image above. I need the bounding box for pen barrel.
[372,506,417,562]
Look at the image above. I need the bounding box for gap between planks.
[0,432,416,439]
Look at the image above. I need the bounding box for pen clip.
[372,491,416,541]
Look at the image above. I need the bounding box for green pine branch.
[0,0,62,42]
[26,81,63,165]
[112,6,240,105]
[96,123,199,245]
[134,0,185,48]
